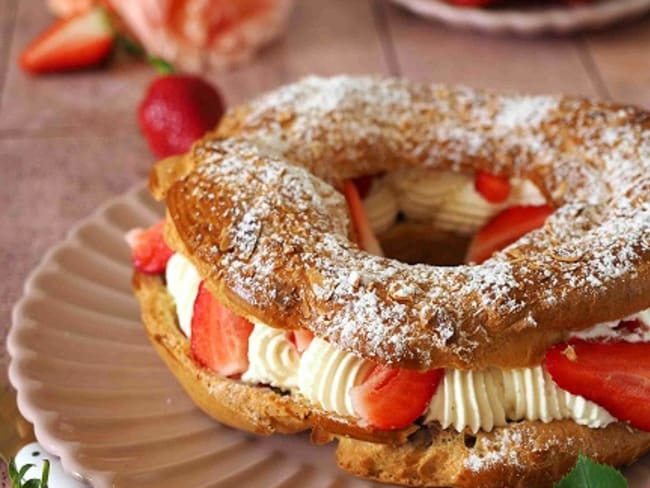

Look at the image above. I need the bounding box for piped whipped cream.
[165,252,645,433]
[390,169,467,221]
[367,170,547,235]
[165,253,202,337]
[509,178,547,206]
[435,180,507,234]
[242,322,300,389]
[297,337,374,418]
[362,180,399,234]
[426,367,615,434]
[571,310,650,343]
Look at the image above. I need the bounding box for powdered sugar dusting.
[464,428,524,472]
[166,76,650,369]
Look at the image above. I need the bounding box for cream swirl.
[426,367,615,434]
[390,170,548,234]
[298,338,374,418]
[165,253,202,337]
[434,181,506,234]
[509,178,546,206]
[391,170,468,221]
[242,322,300,389]
[363,180,399,234]
[571,309,650,343]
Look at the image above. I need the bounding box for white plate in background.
[390,0,650,34]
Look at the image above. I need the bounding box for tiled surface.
[0,132,149,368]
[382,3,600,97]
[582,16,650,105]
[1,0,650,481]
[0,0,18,106]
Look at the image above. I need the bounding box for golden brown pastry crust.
[150,77,650,370]
[337,422,650,488]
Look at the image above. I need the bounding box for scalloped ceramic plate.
[391,0,650,34]
[7,184,650,487]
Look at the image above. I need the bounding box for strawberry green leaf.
[555,455,628,488]
[148,57,175,75]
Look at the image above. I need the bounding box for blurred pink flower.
[47,0,94,17]
[108,0,294,71]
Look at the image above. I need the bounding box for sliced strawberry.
[615,319,644,335]
[190,283,254,377]
[343,180,384,256]
[545,340,650,432]
[352,175,375,200]
[474,171,511,204]
[466,205,553,264]
[350,365,443,430]
[287,329,314,354]
[126,220,174,274]
[20,7,114,74]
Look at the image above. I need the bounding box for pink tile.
[0,132,149,364]
[383,1,599,97]
[583,16,650,107]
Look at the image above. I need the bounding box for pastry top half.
[150,75,650,371]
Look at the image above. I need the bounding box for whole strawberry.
[138,74,225,158]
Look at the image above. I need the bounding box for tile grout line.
[575,36,612,101]
[0,0,20,117]
[370,0,402,77]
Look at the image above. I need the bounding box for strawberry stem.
[116,33,145,57]
[148,57,176,75]
[115,33,175,74]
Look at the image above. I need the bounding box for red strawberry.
[474,171,511,204]
[126,220,174,274]
[466,205,553,264]
[545,340,650,432]
[343,180,384,256]
[287,329,314,354]
[352,175,375,200]
[615,319,644,335]
[350,365,443,430]
[190,283,254,377]
[20,7,114,74]
[138,75,225,158]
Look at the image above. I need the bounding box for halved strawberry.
[350,365,443,430]
[474,171,511,204]
[352,175,375,200]
[343,180,384,256]
[126,220,174,274]
[190,283,254,377]
[287,329,314,354]
[20,6,114,74]
[615,319,644,335]
[466,205,553,264]
[545,340,650,432]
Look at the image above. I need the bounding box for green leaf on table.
[555,454,628,488]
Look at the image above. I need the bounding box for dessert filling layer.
[362,170,546,236]
[166,252,647,432]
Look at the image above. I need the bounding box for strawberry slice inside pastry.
[545,340,650,432]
